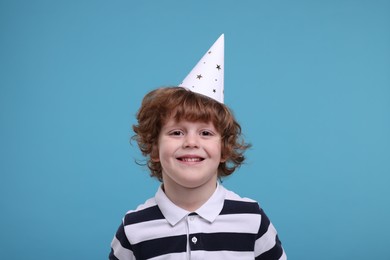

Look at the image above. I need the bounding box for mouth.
[177,156,205,163]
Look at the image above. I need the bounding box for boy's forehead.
[159,106,222,131]
[162,114,218,128]
[165,115,213,124]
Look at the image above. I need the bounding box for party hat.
[180,34,224,103]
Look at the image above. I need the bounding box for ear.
[220,151,227,163]
[220,140,227,163]
[150,144,160,162]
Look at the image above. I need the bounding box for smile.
[177,157,204,162]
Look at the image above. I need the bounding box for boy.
[109,35,286,260]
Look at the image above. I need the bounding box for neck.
[162,179,218,212]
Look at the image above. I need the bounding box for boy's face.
[154,116,223,191]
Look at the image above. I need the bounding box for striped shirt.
[109,184,286,260]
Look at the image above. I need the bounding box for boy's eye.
[169,130,183,136]
[200,130,214,136]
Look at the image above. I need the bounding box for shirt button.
[191,237,198,244]
[189,216,195,221]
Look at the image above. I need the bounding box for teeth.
[180,157,202,162]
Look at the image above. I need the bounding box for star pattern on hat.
[179,34,224,103]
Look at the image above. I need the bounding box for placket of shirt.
[185,213,204,260]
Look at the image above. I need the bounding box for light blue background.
[1,0,389,259]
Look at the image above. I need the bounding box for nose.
[183,133,199,148]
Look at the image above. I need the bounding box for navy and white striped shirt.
[109,184,286,259]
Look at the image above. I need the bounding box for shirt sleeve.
[254,207,287,260]
[109,221,136,260]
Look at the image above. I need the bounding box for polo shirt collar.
[155,183,226,226]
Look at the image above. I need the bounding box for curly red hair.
[132,87,250,181]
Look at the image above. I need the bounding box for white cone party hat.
[180,34,224,103]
